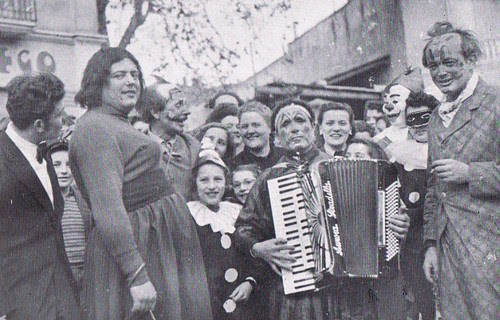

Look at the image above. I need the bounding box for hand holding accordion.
[267,159,402,295]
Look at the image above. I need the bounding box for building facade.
[0,0,107,119]
[238,0,499,110]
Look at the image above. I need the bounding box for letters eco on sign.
[0,46,56,76]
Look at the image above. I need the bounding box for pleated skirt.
[81,193,213,320]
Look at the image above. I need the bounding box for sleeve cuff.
[423,240,437,251]
[245,277,258,289]
[128,263,150,287]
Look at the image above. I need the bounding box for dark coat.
[0,131,81,319]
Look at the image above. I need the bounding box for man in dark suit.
[0,74,82,319]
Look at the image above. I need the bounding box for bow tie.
[36,141,49,164]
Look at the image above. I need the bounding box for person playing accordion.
[234,100,411,320]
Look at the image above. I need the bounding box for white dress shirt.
[5,123,54,206]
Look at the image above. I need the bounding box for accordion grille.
[328,160,379,276]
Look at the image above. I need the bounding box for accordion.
[267,159,400,295]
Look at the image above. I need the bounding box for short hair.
[207,91,243,109]
[347,138,388,160]
[422,21,483,67]
[205,102,239,124]
[354,120,375,137]
[238,100,272,129]
[232,164,261,182]
[317,102,357,136]
[6,73,65,130]
[271,99,314,133]
[405,91,440,110]
[48,139,69,155]
[364,100,383,117]
[195,122,234,160]
[75,47,144,109]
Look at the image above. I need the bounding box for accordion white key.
[267,172,317,295]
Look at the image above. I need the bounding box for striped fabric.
[61,188,86,273]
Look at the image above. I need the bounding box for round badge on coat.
[223,299,236,313]
[225,268,238,283]
[221,234,232,249]
[409,191,420,203]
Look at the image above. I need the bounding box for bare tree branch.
[118,0,151,48]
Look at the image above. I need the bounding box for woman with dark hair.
[195,122,234,161]
[317,102,356,156]
[70,47,212,320]
[205,103,244,156]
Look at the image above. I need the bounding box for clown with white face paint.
[374,67,425,158]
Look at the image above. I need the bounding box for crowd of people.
[0,21,497,320]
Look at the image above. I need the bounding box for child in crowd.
[48,140,90,290]
[187,146,257,320]
[230,164,261,205]
[196,122,233,162]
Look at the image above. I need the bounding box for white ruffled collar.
[187,201,242,234]
[387,139,428,171]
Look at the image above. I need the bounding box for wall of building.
[240,0,408,90]
[0,0,107,119]
[400,0,500,90]
[237,0,499,100]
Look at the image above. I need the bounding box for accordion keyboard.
[268,172,316,295]
[384,180,400,260]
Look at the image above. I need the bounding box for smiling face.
[239,111,271,152]
[275,106,315,153]
[232,170,257,204]
[102,58,141,116]
[196,163,226,209]
[51,150,73,189]
[319,110,352,149]
[345,143,372,160]
[221,115,242,148]
[203,127,229,158]
[382,85,410,126]
[155,85,189,136]
[425,33,474,101]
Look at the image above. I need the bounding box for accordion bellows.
[268,159,401,295]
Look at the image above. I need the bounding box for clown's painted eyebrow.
[389,94,401,98]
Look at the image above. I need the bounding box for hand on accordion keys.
[387,204,410,241]
[251,238,297,276]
